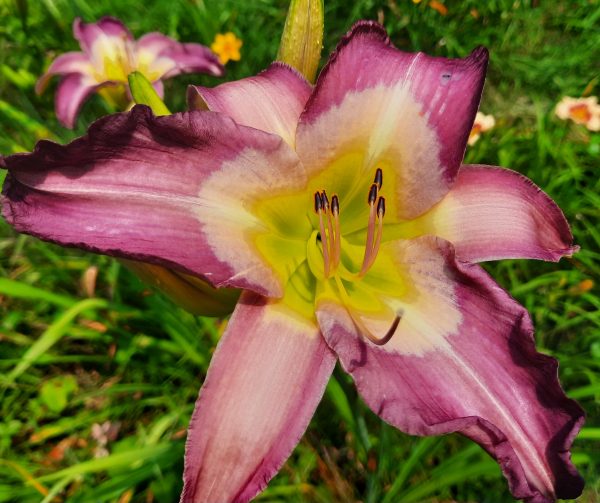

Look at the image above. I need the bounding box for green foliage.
[0,0,599,502]
[39,375,78,414]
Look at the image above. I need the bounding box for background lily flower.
[2,21,583,503]
[468,110,495,145]
[555,95,600,131]
[36,16,225,128]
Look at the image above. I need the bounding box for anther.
[374,168,383,190]
[368,183,378,205]
[314,192,322,213]
[331,195,339,216]
[321,191,329,212]
[377,197,386,218]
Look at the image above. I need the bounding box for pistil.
[334,274,402,346]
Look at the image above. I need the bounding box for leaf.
[5,298,108,383]
[39,375,78,414]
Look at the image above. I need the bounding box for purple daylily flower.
[36,16,224,128]
[2,21,584,503]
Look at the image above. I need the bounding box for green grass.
[1,0,599,501]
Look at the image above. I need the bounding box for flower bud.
[277,0,324,83]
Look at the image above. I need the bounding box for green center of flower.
[252,159,408,345]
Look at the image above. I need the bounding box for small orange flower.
[211,32,243,65]
[468,111,495,146]
[555,96,600,131]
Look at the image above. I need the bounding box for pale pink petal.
[181,292,336,503]
[415,165,577,262]
[136,32,176,54]
[317,237,583,503]
[136,33,224,80]
[156,43,223,78]
[36,52,94,94]
[73,16,133,54]
[2,106,306,297]
[296,21,488,219]
[188,63,311,146]
[54,73,102,128]
[152,79,164,98]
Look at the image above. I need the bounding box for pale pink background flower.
[555,96,600,131]
[468,111,496,145]
[37,17,224,128]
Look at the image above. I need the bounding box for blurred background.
[0,0,598,501]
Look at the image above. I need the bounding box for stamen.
[321,191,329,211]
[315,169,385,279]
[314,191,331,277]
[360,174,387,276]
[314,192,322,213]
[374,168,383,190]
[322,191,336,269]
[331,195,340,216]
[377,196,386,218]
[360,185,378,276]
[331,195,341,267]
[367,183,378,205]
[364,197,385,273]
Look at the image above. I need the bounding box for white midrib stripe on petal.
[28,184,263,226]
[448,350,555,497]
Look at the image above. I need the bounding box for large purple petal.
[188,63,311,146]
[54,73,102,128]
[181,292,336,502]
[296,21,487,219]
[317,237,583,502]
[2,105,306,297]
[414,165,577,262]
